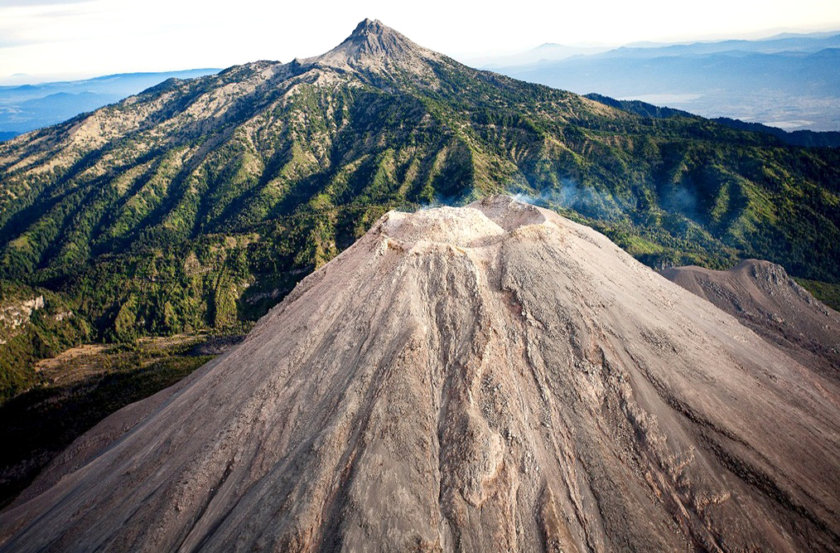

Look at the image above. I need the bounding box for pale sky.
[2,0,840,83]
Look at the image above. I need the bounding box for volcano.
[1,197,838,552]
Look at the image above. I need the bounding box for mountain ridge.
[0,69,221,139]
[585,93,840,147]
[662,259,840,375]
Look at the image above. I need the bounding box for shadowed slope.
[1,197,838,552]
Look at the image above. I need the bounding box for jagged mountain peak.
[349,18,389,37]
[306,18,441,72]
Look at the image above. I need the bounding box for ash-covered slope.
[2,197,840,552]
[663,260,840,375]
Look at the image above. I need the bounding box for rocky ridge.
[663,260,840,375]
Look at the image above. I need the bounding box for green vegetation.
[0,281,91,402]
[795,278,840,312]
[0,335,218,506]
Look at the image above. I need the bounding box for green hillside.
[1,19,839,400]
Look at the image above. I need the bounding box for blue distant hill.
[0,69,219,140]
[483,31,840,132]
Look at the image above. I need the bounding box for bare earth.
[662,260,840,377]
[33,344,111,385]
[32,334,211,387]
[1,197,838,552]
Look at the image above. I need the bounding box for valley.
[0,331,237,507]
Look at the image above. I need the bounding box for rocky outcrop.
[1,197,839,552]
[0,296,44,330]
[0,296,44,344]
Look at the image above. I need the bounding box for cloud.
[0,0,93,5]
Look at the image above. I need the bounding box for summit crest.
[306,18,440,71]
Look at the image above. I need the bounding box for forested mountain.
[1,18,839,398]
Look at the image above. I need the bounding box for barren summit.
[305,18,443,73]
[2,197,839,552]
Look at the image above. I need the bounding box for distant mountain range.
[0,69,219,139]
[483,31,840,132]
[475,30,840,66]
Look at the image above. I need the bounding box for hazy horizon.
[2,0,839,84]
[3,26,839,86]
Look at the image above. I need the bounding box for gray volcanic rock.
[2,197,840,552]
[306,18,441,71]
[662,260,840,375]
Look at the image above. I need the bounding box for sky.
[2,0,840,84]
